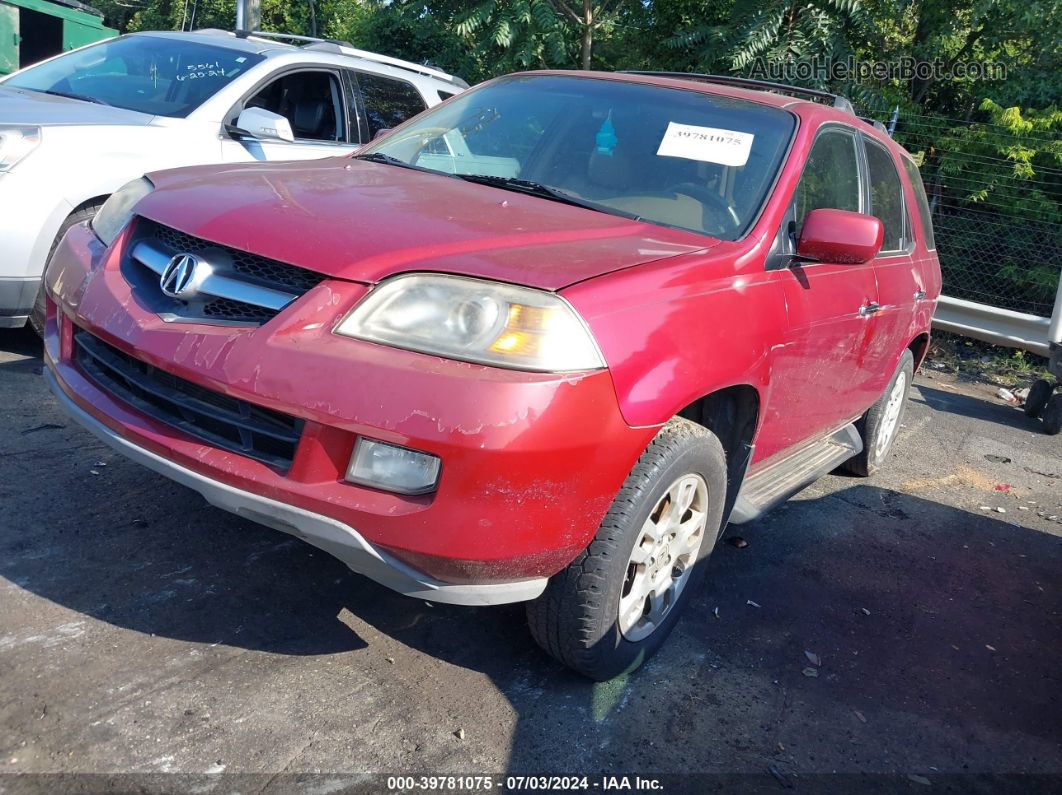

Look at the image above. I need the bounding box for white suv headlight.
[0,126,41,172]
[91,177,154,246]
[335,274,606,372]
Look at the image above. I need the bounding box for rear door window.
[864,138,908,253]
[355,73,428,138]
[793,128,862,236]
[901,156,936,250]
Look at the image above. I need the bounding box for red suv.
[43,72,940,680]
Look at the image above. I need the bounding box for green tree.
[934,100,1062,220]
[548,0,628,69]
[856,0,1061,114]
[668,0,865,84]
[454,0,571,72]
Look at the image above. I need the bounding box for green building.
[0,0,116,75]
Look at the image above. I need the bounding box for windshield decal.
[656,122,754,167]
[595,112,618,155]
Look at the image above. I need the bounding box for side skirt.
[728,423,862,524]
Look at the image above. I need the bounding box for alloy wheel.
[618,473,708,642]
[875,371,907,459]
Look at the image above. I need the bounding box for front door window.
[239,70,345,143]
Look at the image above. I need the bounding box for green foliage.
[342,2,488,83]
[666,0,865,85]
[901,99,1062,315]
[936,100,1062,220]
[454,0,570,72]
[81,0,1060,313]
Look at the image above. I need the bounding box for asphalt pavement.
[1,326,1059,792]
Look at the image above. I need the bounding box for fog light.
[345,438,441,495]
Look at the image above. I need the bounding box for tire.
[1025,379,1054,418]
[842,349,914,477]
[29,202,104,336]
[1043,394,1062,436]
[526,417,728,681]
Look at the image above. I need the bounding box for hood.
[0,86,155,126]
[137,158,715,291]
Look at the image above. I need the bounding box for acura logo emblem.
[160,253,201,299]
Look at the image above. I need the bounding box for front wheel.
[526,418,727,681]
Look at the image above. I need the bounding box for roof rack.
[623,72,856,115]
[859,116,890,135]
[228,29,469,88]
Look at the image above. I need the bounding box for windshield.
[5,36,263,118]
[358,75,796,240]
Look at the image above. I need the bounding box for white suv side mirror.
[235,107,295,143]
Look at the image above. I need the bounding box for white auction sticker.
[656,122,755,166]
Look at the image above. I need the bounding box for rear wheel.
[1025,379,1054,418]
[29,201,104,335]
[526,417,727,681]
[843,349,914,477]
[1043,394,1062,436]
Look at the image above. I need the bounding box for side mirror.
[796,208,883,265]
[234,107,295,143]
[372,127,393,141]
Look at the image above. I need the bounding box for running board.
[728,424,862,524]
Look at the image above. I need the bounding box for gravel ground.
[1,326,1059,792]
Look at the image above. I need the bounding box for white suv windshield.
[358,74,796,240]
[6,35,263,118]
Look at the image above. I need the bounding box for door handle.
[859,301,882,316]
[913,290,927,300]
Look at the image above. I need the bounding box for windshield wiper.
[354,156,645,222]
[38,89,111,106]
[353,152,439,174]
[454,174,644,221]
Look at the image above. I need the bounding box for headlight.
[334,274,605,372]
[91,177,154,246]
[0,126,41,171]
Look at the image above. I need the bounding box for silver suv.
[0,29,466,328]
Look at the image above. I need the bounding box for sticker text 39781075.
[656,122,755,167]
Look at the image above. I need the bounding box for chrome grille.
[202,297,274,322]
[142,220,326,295]
[122,218,327,325]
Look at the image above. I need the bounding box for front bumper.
[0,276,38,327]
[44,222,653,602]
[46,370,546,605]
[0,167,74,323]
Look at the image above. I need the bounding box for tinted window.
[357,75,796,240]
[865,139,906,252]
[6,35,263,117]
[241,71,345,142]
[901,156,936,249]
[357,73,427,137]
[793,129,861,234]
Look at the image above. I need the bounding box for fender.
[564,239,783,430]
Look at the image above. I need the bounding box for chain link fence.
[881,110,1061,319]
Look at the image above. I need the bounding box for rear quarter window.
[901,155,936,250]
